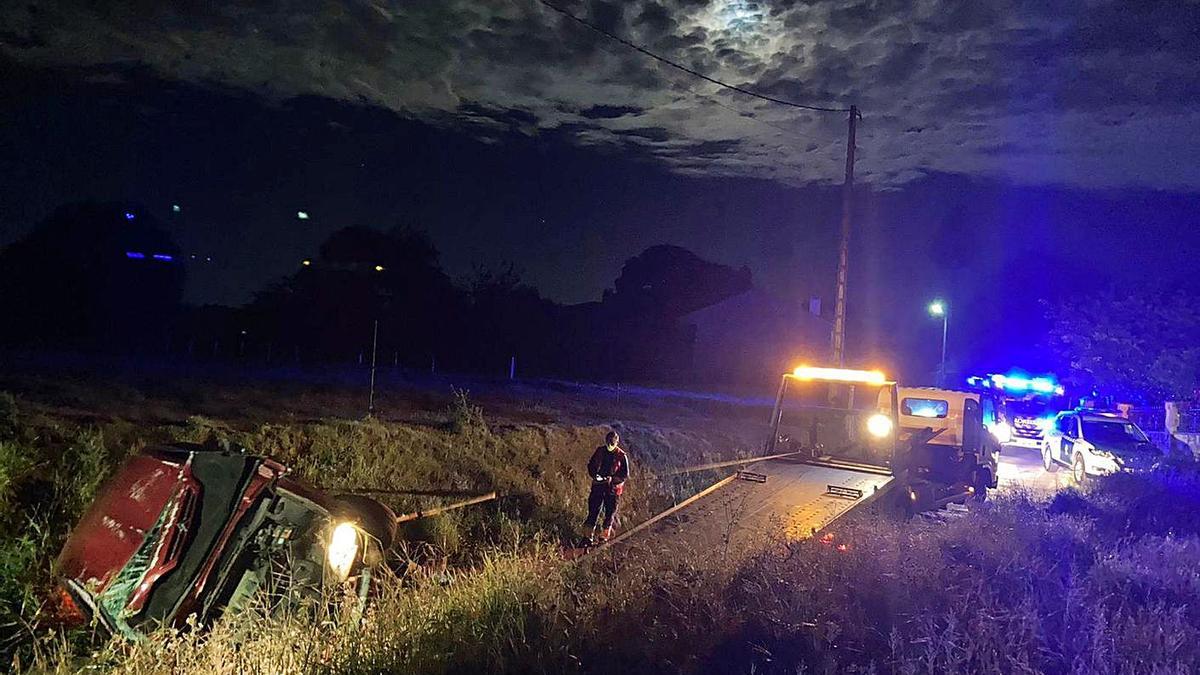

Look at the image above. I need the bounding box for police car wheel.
[1042,445,1057,472]
[1072,454,1087,484]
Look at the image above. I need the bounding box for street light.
[928,300,948,386]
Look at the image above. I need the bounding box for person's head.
[605,431,619,450]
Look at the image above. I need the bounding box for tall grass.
[10,378,1200,674]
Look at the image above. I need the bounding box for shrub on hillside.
[446,387,488,437]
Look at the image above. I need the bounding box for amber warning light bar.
[791,366,887,385]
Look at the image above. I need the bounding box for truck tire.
[333,495,397,553]
[972,469,990,503]
[1072,454,1087,484]
[1042,445,1057,472]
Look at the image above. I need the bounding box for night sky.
[3,1,1200,379]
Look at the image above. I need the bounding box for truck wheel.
[1072,454,1087,484]
[1042,445,1057,472]
[972,470,990,503]
[333,495,397,553]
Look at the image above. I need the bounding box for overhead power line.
[534,0,853,114]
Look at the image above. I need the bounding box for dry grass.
[4,373,1200,673]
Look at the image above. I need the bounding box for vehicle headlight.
[866,413,893,438]
[990,422,1012,444]
[327,521,360,581]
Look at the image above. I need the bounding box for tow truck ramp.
[596,458,897,559]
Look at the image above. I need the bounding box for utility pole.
[831,105,859,366]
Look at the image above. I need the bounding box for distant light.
[297,211,309,220]
[374,265,385,272]
[302,259,312,266]
[206,257,212,262]
[152,253,174,262]
[172,204,181,213]
[125,251,145,259]
[240,330,247,335]
[793,365,887,384]
[928,300,945,317]
[1054,385,1065,396]
[124,212,136,221]
[867,413,894,438]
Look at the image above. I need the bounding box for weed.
[0,442,33,514]
[57,430,111,520]
[446,387,488,438]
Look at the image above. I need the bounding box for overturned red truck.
[54,444,396,639]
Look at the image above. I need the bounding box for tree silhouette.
[0,202,184,349]
[249,225,467,363]
[1047,290,1200,402]
[608,244,752,318]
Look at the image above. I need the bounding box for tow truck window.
[1082,420,1148,444]
[901,398,948,419]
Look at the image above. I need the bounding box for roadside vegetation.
[3,379,1199,673]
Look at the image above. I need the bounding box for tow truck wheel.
[1042,445,1057,472]
[1072,454,1087,484]
[971,470,990,503]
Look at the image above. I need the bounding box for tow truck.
[598,366,996,558]
[881,386,1001,504]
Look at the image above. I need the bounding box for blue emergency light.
[967,372,1064,396]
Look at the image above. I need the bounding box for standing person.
[583,430,630,543]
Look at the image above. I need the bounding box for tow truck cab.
[877,386,1001,502]
[54,445,391,639]
[1041,411,1162,482]
[766,368,996,511]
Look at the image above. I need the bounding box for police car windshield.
[1082,419,1148,444]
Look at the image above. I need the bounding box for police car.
[1041,410,1162,482]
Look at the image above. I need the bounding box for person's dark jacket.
[587,446,630,496]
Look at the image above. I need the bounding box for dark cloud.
[618,126,673,143]
[2,0,1199,190]
[579,104,644,119]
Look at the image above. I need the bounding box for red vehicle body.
[55,444,392,638]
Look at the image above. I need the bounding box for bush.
[446,387,488,438]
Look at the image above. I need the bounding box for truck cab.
[878,386,1001,502]
[1041,411,1162,482]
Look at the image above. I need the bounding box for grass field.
[3,365,1200,673]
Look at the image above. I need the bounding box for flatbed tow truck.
[592,366,986,561]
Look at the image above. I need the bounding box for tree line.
[0,202,752,382]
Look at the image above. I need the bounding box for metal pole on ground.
[368,319,379,416]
